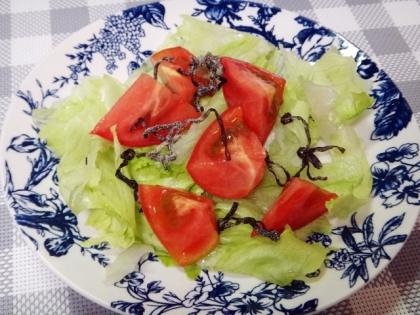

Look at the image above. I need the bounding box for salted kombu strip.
[265,152,290,187]
[177,52,227,112]
[153,52,226,113]
[217,202,280,242]
[276,113,345,182]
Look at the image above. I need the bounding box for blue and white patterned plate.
[2,0,420,314]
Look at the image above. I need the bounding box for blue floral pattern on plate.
[372,143,420,208]
[111,253,318,315]
[2,0,419,314]
[325,213,407,288]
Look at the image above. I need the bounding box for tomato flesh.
[150,46,198,104]
[186,106,266,199]
[90,73,200,147]
[252,177,337,236]
[138,185,219,266]
[221,57,286,144]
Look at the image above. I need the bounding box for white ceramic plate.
[2,0,420,314]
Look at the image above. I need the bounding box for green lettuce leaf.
[157,15,284,75]
[33,75,137,248]
[126,153,196,191]
[198,223,329,286]
[104,242,153,285]
[267,47,373,218]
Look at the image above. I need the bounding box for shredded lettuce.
[33,16,374,287]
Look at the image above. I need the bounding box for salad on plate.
[33,15,373,287]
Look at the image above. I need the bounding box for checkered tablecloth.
[1,0,419,314]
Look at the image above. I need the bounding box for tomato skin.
[150,46,193,72]
[90,73,200,147]
[150,46,197,104]
[138,185,219,266]
[186,106,266,199]
[221,57,286,144]
[252,177,337,236]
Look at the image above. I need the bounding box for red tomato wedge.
[252,177,337,236]
[150,46,199,104]
[221,57,286,144]
[138,185,219,267]
[186,106,266,199]
[90,73,200,147]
